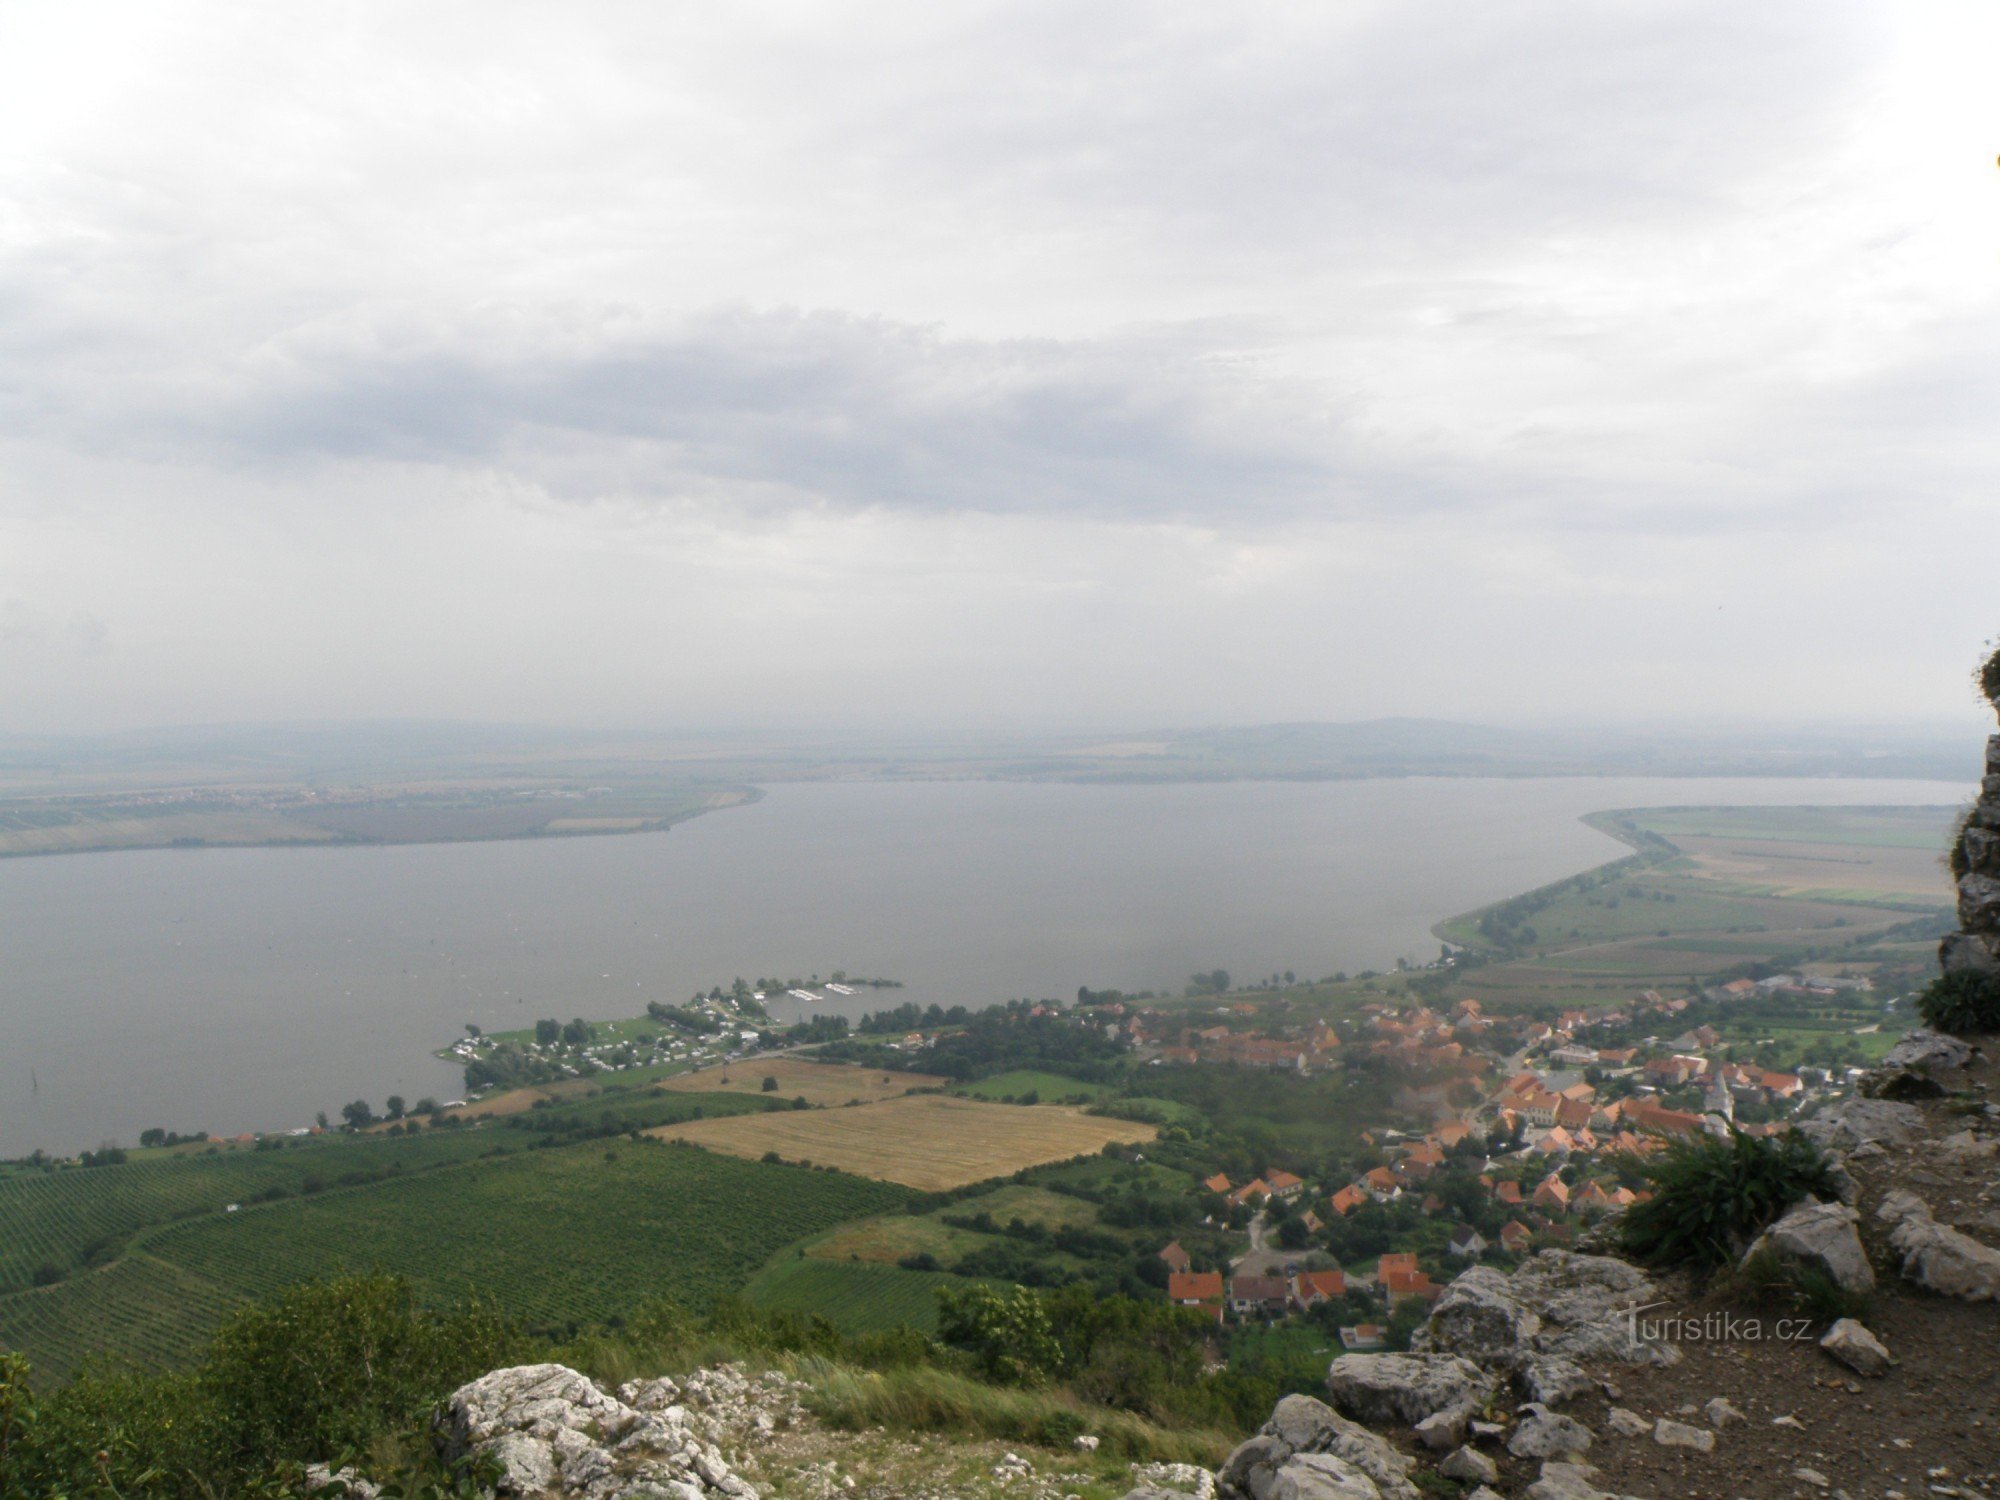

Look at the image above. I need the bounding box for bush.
[1979,640,2000,713]
[1916,971,2000,1036]
[200,1274,522,1475]
[1731,1247,1869,1325]
[1618,1128,1838,1272]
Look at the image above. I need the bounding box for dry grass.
[1670,835,1952,901]
[659,1057,947,1108]
[646,1095,1155,1190]
[806,1185,1103,1264]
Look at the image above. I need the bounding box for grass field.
[803,1185,1106,1267]
[660,1057,948,1108]
[0,1142,906,1382]
[954,1071,1112,1103]
[742,1256,981,1336]
[649,1095,1157,1190]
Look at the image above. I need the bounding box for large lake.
[0,776,1968,1154]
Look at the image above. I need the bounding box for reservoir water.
[0,776,1968,1154]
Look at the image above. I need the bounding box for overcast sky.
[2,1,1997,736]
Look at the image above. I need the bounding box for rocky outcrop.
[1742,1198,1874,1294]
[1938,736,2000,975]
[1796,1095,1925,1153]
[1413,1251,1672,1373]
[1506,1406,1592,1460]
[1323,1353,1496,1429]
[1881,1028,1976,1073]
[1216,1394,1420,1500]
[433,1362,802,1499]
[1876,1190,2000,1300]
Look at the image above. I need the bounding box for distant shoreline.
[0,785,764,862]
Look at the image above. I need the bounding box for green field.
[955,1070,1112,1102]
[0,1130,506,1295]
[743,1255,984,1336]
[1623,805,1959,849]
[0,1141,907,1382]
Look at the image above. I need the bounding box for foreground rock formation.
[1941,730,2000,979]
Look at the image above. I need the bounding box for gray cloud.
[0,0,1994,733]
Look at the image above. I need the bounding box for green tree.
[339,1100,373,1130]
[384,1095,406,1121]
[934,1284,1061,1384]
[534,1018,561,1047]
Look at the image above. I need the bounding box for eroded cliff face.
[1942,734,2000,979]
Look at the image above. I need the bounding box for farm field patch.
[802,1184,1105,1267]
[0,1142,906,1379]
[0,1129,505,1295]
[742,1256,983,1336]
[660,1057,947,1108]
[648,1095,1156,1191]
[954,1070,1112,1102]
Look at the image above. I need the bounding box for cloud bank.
[1,1,1996,732]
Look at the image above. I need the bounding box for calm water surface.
[0,776,1966,1153]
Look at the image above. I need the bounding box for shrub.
[1916,971,2000,1036]
[1979,640,2000,713]
[201,1274,522,1476]
[1618,1127,1838,1272]
[1731,1247,1869,1325]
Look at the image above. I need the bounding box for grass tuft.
[1618,1127,1838,1273]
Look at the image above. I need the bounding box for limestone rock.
[1605,1408,1650,1437]
[1936,1129,2000,1162]
[1652,1418,1713,1452]
[1219,1394,1417,1500]
[1819,1318,1894,1377]
[1416,1251,1673,1371]
[436,1362,776,1500]
[1265,1452,1384,1500]
[1957,872,2000,933]
[1524,1460,1612,1500]
[1521,1355,1595,1406]
[1076,1434,1102,1452]
[1939,931,2000,975]
[1882,1029,1975,1073]
[1797,1096,1924,1153]
[1411,1408,1463,1451]
[1744,1199,1874,1294]
[1703,1397,1745,1429]
[1128,1462,1219,1500]
[1414,1266,1541,1363]
[1438,1445,1498,1485]
[1507,1405,1593,1460]
[1876,1191,2000,1300]
[1324,1354,1497,1428]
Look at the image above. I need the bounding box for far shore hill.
[0,716,1975,859]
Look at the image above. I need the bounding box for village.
[1114,980,1874,1351]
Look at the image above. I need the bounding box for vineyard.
[0,1254,247,1385]
[0,1139,908,1381]
[0,1129,506,1294]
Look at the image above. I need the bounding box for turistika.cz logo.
[1623,1302,1815,1344]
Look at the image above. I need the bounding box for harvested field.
[1668,834,1952,902]
[647,1094,1155,1190]
[659,1057,947,1108]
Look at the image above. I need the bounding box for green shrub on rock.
[1916,970,2000,1036]
[1618,1127,1838,1272]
